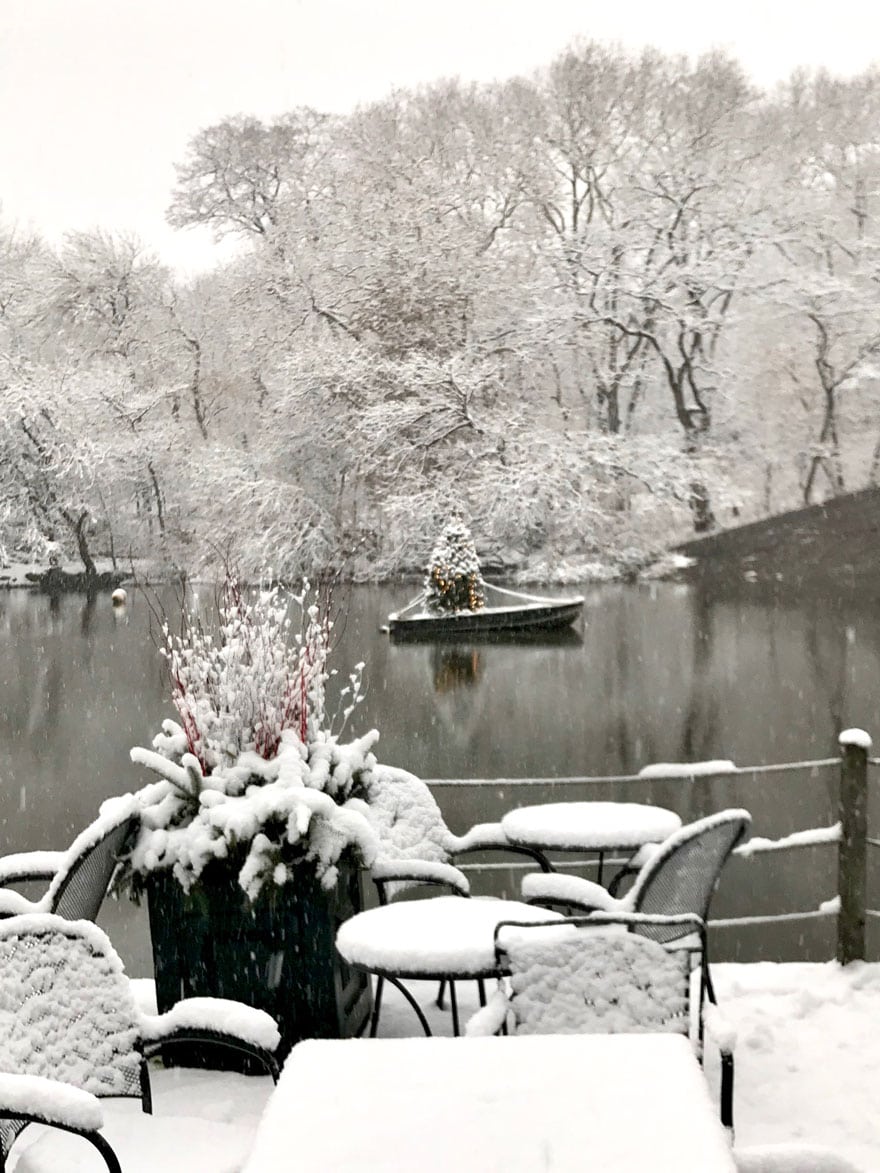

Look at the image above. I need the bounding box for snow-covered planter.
[119,573,382,1056]
[126,721,380,903]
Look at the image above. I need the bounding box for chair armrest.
[140,998,280,1081]
[521,872,624,911]
[464,987,510,1037]
[0,1071,103,1132]
[0,888,43,916]
[139,996,281,1053]
[451,824,552,872]
[141,1030,280,1081]
[371,859,470,898]
[455,825,551,872]
[0,850,65,886]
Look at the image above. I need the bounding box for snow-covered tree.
[166,110,330,240]
[423,516,486,614]
[769,68,880,502]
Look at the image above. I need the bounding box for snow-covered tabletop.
[243,1034,736,1172]
[336,895,565,978]
[501,801,682,854]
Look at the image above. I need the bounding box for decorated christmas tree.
[423,516,486,615]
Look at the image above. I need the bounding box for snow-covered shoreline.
[0,560,130,590]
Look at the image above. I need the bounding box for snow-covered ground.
[8,961,878,1171]
[711,961,880,1169]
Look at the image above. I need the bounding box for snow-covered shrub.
[155,572,360,771]
[119,571,381,902]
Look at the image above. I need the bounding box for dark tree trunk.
[73,511,97,578]
[688,481,717,534]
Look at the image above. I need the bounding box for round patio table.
[336,895,567,1037]
[501,801,682,887]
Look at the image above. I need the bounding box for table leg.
[449,981,460,1036]
[383,975,434,1037]
[369,975,385,1037]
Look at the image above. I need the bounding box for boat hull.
[388,597,584,641]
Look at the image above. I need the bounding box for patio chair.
[0,912,280,1173]
[520,808,751,997]
[0,793,140,921]
[465,911,735,1131]
[361,764,551,904]
[335,766,562,1036]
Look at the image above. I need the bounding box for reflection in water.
[678,588,720,763]
[80,591,97,637]
[25,656,63,739]
[3,579,880,967]
[432,646,482,693]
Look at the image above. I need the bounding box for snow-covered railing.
[426,728,878,964]
[733,824,842,856]
[427,757,840,788]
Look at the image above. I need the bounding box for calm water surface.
[2,579,879,972]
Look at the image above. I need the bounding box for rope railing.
[456,825,842,874]
[709,901,840,929]
[733,824,841,856]
[453,829,847,938]
[428,774,644,788]
[430,731,876,963]
[426,756,840,790]
[483,582,577,605]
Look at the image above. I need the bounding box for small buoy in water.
[111,588,128,606]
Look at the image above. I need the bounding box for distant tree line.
[2,43,880,581]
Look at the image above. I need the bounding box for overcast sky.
[2,0,879,274]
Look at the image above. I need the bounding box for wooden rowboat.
[387,583,585,641]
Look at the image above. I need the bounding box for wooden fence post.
[837,729,871,964]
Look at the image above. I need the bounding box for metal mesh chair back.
[361,765,456,866]
[48,811,139,922]
[494,913,704,1039]
[360,765,463,899]
[0,915,144,1162]
[628,810,751,943]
